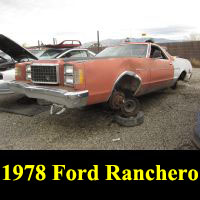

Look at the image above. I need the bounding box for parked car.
[0,53,16,71]
[0,34,38,95]
[0,52,16,94]
[8,42,192,117]
[0,34,95,95]
[0,68,15,94]
[44,40,82,49]
[38,48,95,60]
[29,49,46,58]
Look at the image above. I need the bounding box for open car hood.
[0,34,38,62]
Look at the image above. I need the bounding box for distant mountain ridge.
[82,37,180,48]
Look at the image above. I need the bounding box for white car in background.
[0,68,15,94]
[0,34,95,95]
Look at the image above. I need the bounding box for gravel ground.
[0,69,200,150]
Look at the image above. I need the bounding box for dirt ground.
[0,69,200,150]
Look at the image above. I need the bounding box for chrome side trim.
[108,71,142,100]
[134,74,142,95]
[146,43,151,58]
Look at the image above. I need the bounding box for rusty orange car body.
[8,42,192,114]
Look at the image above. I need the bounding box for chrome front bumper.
[8,81,88,108]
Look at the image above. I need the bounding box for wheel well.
[115,74,141,95]
[178,71,186,81]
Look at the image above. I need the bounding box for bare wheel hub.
[120,98,140,117]
[109,91,125,110]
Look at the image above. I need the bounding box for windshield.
[29,49,45,58]
[96,44,148,58]
[39,49,66,59]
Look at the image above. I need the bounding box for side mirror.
[152,50,162,59]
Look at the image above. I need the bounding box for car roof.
[126,42,149,44]
[46,48,89,51]
[107,42,162,48]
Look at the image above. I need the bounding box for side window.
[87,51,95,57]
[62,50,82,58]
[150,45,168,60]
[61,50,90,58]
[80,51,88,57]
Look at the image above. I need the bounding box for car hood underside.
[0,34,38,62]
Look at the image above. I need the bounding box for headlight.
[26,73,32,80]
[64,65,74,75]
[26,64,31,73]
[65,76,74,84]
[26,64,31,80]
[64,64,74,85]
[64,64,84,85]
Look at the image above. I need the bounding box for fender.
[172,57,192,81]
[108,71,142,100]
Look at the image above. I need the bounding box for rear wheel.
[171,71,187,90]
[179,71,186,81]
[171,81,177,89]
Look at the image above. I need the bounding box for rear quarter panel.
[172,57,192,80]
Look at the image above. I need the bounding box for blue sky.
[0,0,200,46]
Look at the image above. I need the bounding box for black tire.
[171,81,177,90]
[114,111,144,127]
[171,71,186,90]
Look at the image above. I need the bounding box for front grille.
[31,65,59,84]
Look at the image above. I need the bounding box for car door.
[147,44,173,91]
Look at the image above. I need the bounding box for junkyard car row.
[0,34,95,95]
